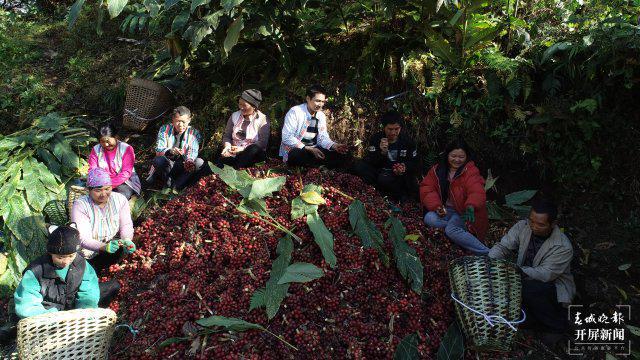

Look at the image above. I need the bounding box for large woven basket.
[17,308,117,360]
[67,185,89,214]
[448,256,523,352]
[122,78,173,131]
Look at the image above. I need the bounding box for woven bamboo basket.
[17,308,117,360]
[43,200,69,226]
[448,256,523,352]
[67,185,89,214]
[122,78,173,131]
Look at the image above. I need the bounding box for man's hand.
[305,146,325,159]
[170,147,184,156]
[104,239,120,254]
[332,143,349,154]
[379,138,389,154]
[392,162,406,175]
[119,239,136,254]
[436,205,447,217]
[461,206,475,223]
[221,146,232,157]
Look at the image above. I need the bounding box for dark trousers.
[217,144,266,169]
[353,160,417,201]
[88,248,123,274]
[522,278,569,333]
[114,183,136,200]
[149,156,209,190]
[98,279,120,307]
[286,147,351,169]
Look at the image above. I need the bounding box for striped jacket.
[155,124,202,160]
[279,104,335,162]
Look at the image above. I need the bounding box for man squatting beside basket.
[488,198,575,342]
[0,225,120,342]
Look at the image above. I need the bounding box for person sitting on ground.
[146,106,207,190]
[88,123,141,200]
[420,138,490,255]
[71,168,136,273]
[354,110,418,202]
[218,89,270,169]
[279,84,350,168]
[5,225,120,337]
[488,198,575,336]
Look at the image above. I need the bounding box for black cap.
[47,225,81,255]
[240,89,262,108]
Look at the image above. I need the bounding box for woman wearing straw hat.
[71,168,136,273]
[88,123,141,200]
[218,89,270,169]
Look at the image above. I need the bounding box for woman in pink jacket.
[88,123,141,199]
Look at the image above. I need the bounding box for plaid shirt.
[155,124,202,160]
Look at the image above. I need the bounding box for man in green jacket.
[488,198,575,335]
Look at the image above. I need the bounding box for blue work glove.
[119,239,136,254]
[104,240,120,254]
[461,206,475,223]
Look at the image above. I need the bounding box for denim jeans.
[423,207,490,255]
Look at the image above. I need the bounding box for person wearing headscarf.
[71,168,136,273]
[13,225,100,320]
[88,123,141,200]
[218,89,270,169]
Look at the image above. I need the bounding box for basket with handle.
[67,185,89,214]
[122,78,173,131]
[448,256,525,352]
[17,308,117,360]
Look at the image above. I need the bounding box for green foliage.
[249,235,293,319]
[306,212,337,268]
[277,262,323,284]
[386,217,424,294]
[0,113,91,295]
[394,332,420,360]
[437,321,465,360]
[348,199,389,265]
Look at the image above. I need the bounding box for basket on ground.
[17,308,117,360]
[122,78,173,131]
[67,185,88,214]
[448,256,523,352]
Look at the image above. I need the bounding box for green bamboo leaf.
[394,332,419,360]
[277,263,323,284]
[250,236,293,319]
[67,0,86,29]
[437,321,465,360]
[307,212,336,268]
[349,199,389,265]
[387,217,424,293]
[265,282,289,319]
[223,16,244,55]
[107,0,128,18]
[197,315,264,331]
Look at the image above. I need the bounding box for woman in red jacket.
[420,139,490,255]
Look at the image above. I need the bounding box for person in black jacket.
[354,110,419,202]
